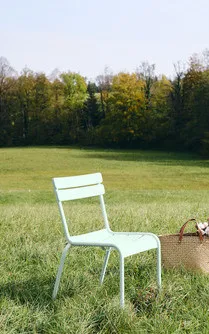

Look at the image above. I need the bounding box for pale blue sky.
[1,0,209,79]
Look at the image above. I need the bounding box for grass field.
[1,147,209,333]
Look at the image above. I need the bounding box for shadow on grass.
[79,149,209,168]
[0,275,75,308]
[2,145,208,167]
[0,276,54,306]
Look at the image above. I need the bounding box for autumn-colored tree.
[97,72,146,146]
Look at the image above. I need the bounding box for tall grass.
[1,147,209,333]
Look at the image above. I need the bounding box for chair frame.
[52,172,161,307]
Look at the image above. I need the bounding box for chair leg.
[119,255,125,308]
[100,247,111,285]
[52,243,71,299]
[157,245,161,290]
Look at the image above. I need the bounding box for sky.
[1,0,209,80]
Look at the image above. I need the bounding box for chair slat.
[53,172,102,189]
[57,184,105,201]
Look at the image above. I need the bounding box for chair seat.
[70,229,158,258]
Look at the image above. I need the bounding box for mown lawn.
[1,147,209,333]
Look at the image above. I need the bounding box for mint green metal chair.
[52,172,161,307]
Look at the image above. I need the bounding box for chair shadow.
[0,276,63,308]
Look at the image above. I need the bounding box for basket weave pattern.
[159,233,209,273]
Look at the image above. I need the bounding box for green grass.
[1,147,209,333]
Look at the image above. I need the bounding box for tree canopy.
[1,50,209,155]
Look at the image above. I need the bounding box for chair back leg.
[100,248,111,285]
[52,243,71,299]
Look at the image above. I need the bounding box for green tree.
[61,72,87,143]
[150,75,173,146]
[50,78,65,143]
[181,55,204,149]
[96,67,113,117]
[168,62,185,146]
[136,62,156,110]
[15,68,36,144]
[82,82,102,129]
[184,69,209,153]
[0,57,16,146]
[79,82,102,145]
[29,73,53,144]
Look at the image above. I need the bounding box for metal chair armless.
[52,172,161,307]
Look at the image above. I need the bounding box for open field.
[1,147,209,333]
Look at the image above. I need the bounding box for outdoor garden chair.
[52,172,161,307]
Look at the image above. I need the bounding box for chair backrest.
[52,173,110,241]
[53,173,104,201]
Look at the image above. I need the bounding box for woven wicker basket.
[159,219,209,273]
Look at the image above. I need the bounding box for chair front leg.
[100,247,111,284]
[52,243,71,299]
[119,254,125,308]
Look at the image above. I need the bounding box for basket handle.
[179,218,203,242]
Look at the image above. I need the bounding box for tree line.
[1,51,209,154]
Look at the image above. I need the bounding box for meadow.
[1,147,209,333]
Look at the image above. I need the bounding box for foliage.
[149,75,173,144]
[60,72,88,143]
[1,50,209,155]
[97,73,146,146]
